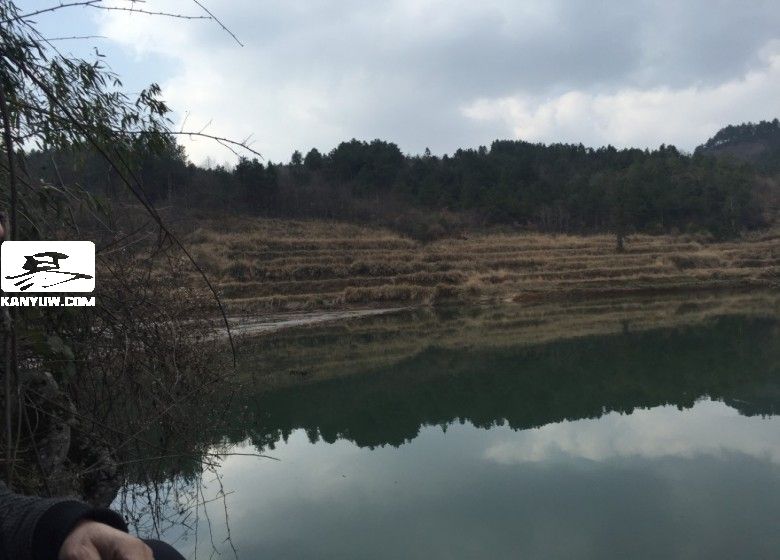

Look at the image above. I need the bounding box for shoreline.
[233,289,780,391]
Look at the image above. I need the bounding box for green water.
[123,309,780,559]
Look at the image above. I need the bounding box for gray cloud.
[96,0,780,161]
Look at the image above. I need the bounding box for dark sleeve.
[0,482,127,560]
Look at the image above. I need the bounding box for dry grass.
[183,216,780,313]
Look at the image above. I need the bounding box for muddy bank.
[227,307,407,337]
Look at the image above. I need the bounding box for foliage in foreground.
[0,0,230,504]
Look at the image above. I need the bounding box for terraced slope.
[185,218,779,313]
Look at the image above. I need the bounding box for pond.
[118,296,780,559]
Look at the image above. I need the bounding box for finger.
[117,541,154,560]
[60,543,101,560]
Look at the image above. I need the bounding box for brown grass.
[182,216,780,313]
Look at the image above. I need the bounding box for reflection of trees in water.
[116,465,238,558]
[238,293,780,393]
[117,313,779,547]
[113,441,254,557]
[232,316,780,451]
[724,382,780,417]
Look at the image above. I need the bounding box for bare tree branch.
[3,1,101,24]
[15,57,238,365]
[89,4,211,20]
[5,1,213,24]
[42,34,107,41]
[192,0,243,47]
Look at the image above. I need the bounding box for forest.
[25,120,780,241]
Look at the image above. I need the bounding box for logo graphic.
[1,241,95,293]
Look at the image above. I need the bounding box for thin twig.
[16,59,238,365]
[5,1,213,23]
[43,34,107,41]
[0,65,19,486]
[3,0,101,24]
[90,5,211,20]
[192,0,243,46]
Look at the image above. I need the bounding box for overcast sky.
[30,0,780,164]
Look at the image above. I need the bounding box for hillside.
[696,119,780,173]
[182,217,780,314]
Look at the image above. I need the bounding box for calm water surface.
[122,307,780,559]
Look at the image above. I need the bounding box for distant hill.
[696,119,780,174]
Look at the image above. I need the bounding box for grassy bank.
[182,217,779,314]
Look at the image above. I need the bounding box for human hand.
[59,520,154,560]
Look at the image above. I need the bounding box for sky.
[26,0,780,164]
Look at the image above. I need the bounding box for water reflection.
[119,299,780,559]
[181,402,780,559]
[233,314,780,452]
